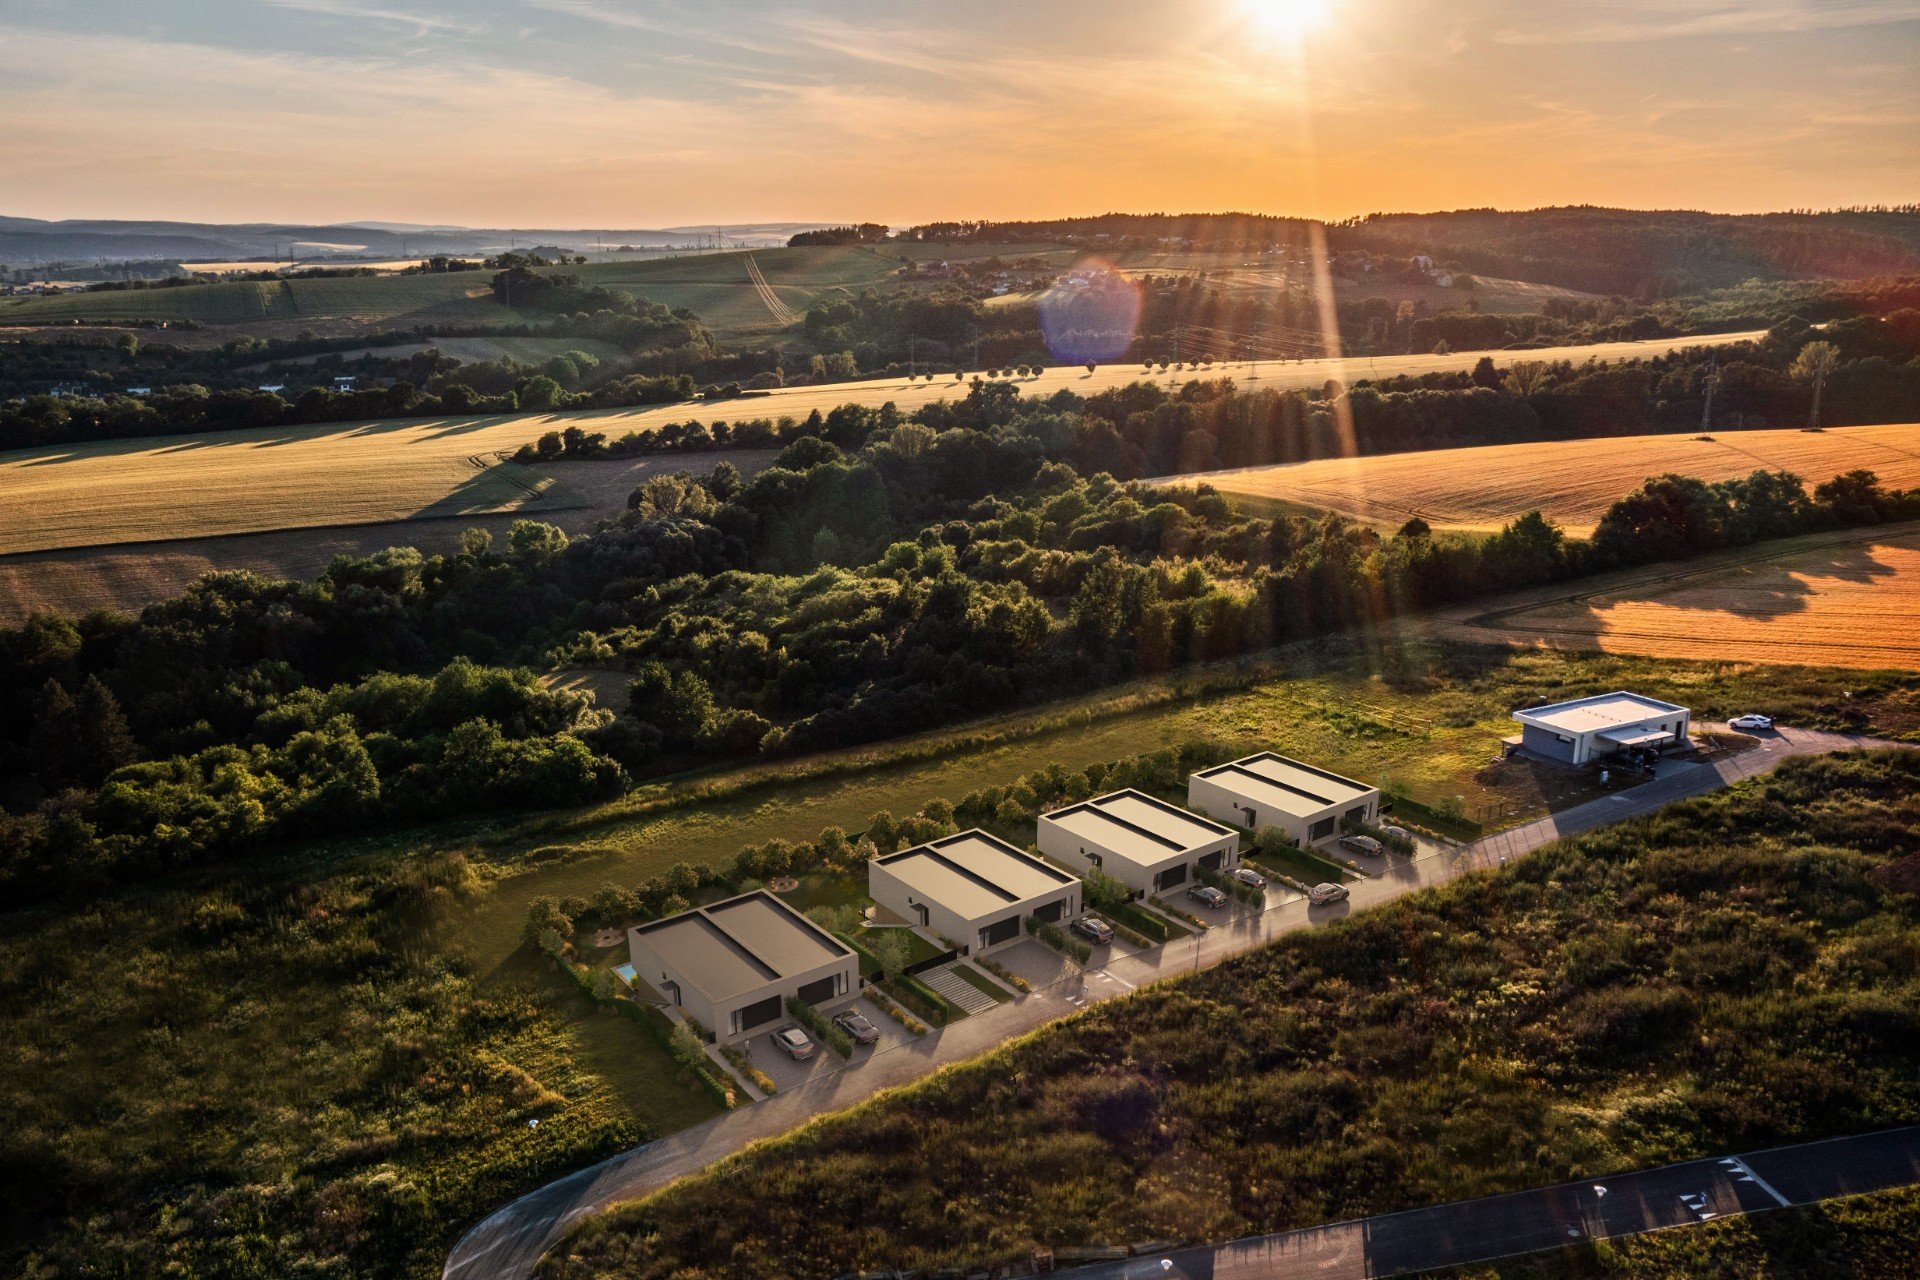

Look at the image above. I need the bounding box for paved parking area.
[734,996,919,1093]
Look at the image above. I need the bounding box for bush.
[1026,914,1092,964]
[785,996,856,1058]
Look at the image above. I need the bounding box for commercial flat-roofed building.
[1036,789,1240,896]
[869,829,1079,954]
[1512,692,1690,766]
[1187,753,1379,847]
[627,890,857,1042]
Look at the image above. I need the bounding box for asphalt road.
[443,723,1902,1280]
[1072,1126,1920,1280]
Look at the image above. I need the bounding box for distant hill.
[897,207,1920,296]
[0,218,829,267]
[1331,206,1920,296]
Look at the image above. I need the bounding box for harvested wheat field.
[0,451,776,623]
[1444,523,1920,669]
[0,333,1764,558]
[1193,421,1920,534]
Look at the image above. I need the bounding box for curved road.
[445,723,1902,1280]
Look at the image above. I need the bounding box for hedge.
[1025,915,1093,964]
[785,996,855,1058]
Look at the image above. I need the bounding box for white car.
[1307,883,1350,906]
[1232,866,1268,890]
[1728,714,1774,732]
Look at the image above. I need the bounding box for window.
[981,916,1021,947]
[796,974,840,1006]
[1155,863,1188,890]
[1309,816,1335,841]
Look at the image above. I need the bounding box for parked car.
[1307,882,1349,905]
[832,1009,881,1045]
[1339,834,1385,857]
[1072,915,1114,944]
[1729,714,1774,731]
[1383,825,1412,843]
[771,1026,815,1060]
[1231,866,1267,890]
[1187,884,1229,909]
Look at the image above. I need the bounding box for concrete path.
[443,724,1901,1280]
[1070,1125,1920,1280]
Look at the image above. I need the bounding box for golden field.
[0,332,1762,558]
[1195,421,1920,534]
[1440,523,1920,670]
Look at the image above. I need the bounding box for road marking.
[1097,969,1137,991]
[1721,1156,1792,1207]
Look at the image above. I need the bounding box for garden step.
[916,963,1000,1016]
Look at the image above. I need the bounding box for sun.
[1243,0,1331,38]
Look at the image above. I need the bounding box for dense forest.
[544,749,1920,1279]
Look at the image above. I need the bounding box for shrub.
[785,996,856,1058]
[1026,914,1092,964]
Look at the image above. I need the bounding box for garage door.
[1198,850,1223,871]
[796,975,839,1006]
[981,916,1021,947]
[1155,863,1188,890]
[1031,899,1065,925]
[736,994,781,1032]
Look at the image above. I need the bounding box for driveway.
[445,722,1905,1280]
[735,997,918,1094]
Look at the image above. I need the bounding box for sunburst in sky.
[1,0,1916,224]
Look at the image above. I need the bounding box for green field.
[0,245,907,339]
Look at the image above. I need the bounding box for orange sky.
[2,0,1917,226]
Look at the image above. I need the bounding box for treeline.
[787,223,890,247]
[0,371,696,449]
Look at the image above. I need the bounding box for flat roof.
[875,830,1074,920]
[1514,691,1688,736]
[1192,752,1375,821]
[630,890,850,1004]
[1042,789,1235,871]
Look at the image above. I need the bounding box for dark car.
[1072,915,1114,944]
[1339,834,1385,857]
[1187,884,1229,909]
[832,1009,881,1045]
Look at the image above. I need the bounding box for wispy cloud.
[264,0,485,37]
[1495,0,1920,45]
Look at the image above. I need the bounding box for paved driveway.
[736,997,919,1093]
[445,722,1905,1280]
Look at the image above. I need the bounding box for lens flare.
[1243,0,1330,38]
[1036,258,1140,364]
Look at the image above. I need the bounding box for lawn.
[540,749,1920,1280]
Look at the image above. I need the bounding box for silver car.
[1232,866,1267,890]
[1308,882,1349,905]
[1729,714,1774,731]
[772,1026,815,1060]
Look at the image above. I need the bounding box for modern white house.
[869,829,1080,955]
[1187,753,1379,847]
[627,890,859,1042]
[1036,789,1240,896]
[1511,692,1691,766]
